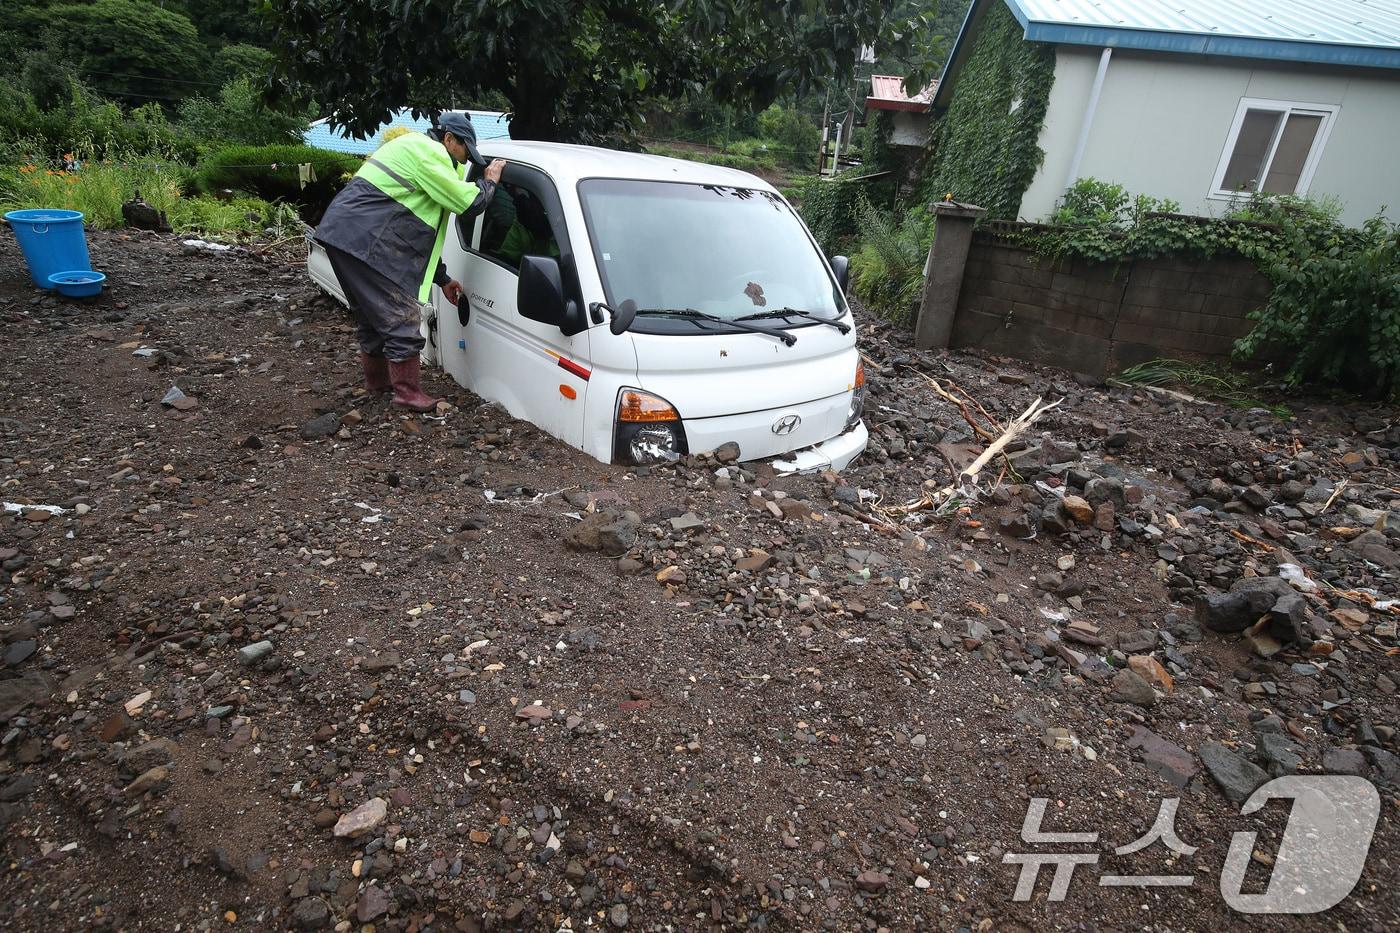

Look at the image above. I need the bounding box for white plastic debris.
[4,502,69,516]
[1279,563,1319,593]
[181,238,233,252]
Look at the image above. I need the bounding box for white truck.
[308,141,868,471]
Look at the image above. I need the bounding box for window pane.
[1221,109,1282,193]
[1262,113,1323,194]
[479,182,560,272]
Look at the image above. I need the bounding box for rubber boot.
[360,351,391,394]
[387,357,440,412]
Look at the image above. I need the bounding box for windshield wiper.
[633,308,797,346]
[736,307,851,335]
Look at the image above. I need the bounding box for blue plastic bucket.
[4,209,91,289]
[48,270,106,298]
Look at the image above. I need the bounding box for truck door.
[444,165,590,447]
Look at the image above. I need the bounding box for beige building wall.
[1019,47,1400,226]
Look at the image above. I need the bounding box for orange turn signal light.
[618,389,680,422]
[854,359,866,388]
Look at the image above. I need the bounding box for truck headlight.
[845,360,866,433]
[614,389,687,465]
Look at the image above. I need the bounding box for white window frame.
[1208,98,1339,200]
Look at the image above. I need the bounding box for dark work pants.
[324,245,425,361]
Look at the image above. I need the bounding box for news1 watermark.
[1004,776,1381,913]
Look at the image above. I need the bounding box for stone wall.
[946,236,1271,378]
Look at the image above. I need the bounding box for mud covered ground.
[1,230,1397,932]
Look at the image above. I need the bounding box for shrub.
[849,197,930,325]
[197,143,361,206]
[0,82,196,163]
[1052,178,1180,227]
[791,169,895,253]
[1236,213,1400,395]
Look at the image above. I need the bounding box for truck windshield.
[578,178,843,325]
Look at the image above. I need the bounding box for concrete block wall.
[947,235,1270,378]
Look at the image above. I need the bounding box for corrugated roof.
[866,75,937,112]
[1005,0,1400,68]
[1012,0,1400,47]
[303,109,511,155]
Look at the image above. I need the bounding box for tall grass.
[1,159,300,235]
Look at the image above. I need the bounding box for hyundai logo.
[772,414,802,435]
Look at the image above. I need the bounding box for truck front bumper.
[772,421,868,475]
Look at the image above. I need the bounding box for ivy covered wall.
[916,1,1056,219]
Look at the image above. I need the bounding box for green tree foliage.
[214,44,275,87]
[178,78,307,149]
[263,0,922,142]
[32,0,208,105]
[177,0,272,48]
[916,0,1055,218]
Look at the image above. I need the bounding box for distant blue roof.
[303,109,511,155]
[937,0,1400,106]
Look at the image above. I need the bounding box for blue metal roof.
[1006,0,1400,69]
[303,109,511,155]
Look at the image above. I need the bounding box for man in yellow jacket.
[316,113,505,410]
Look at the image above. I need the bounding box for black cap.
[431,112,476,146]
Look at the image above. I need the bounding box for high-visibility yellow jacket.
[315,133,490,302]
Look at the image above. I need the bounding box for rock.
[1127,727,1197,787]
[333,797,387,838]
[1062,495,1094,524]
[516,704,552,725]
[1127,655,1174,692]
[998,513,1032,538]
[1349,531,1400,568]
[735,550,773,573]
[855,870,889,893]
[0,774,36,802]
[1117,630,1158,654]
[1240,484,1274,510]
[4,640,36,667]
[656,566,686,585]
[669,512,705,532]
[124,766,170,797]
[1084,477,1126,509]
[609,903,630,928]
[714,442,741,464]
[566,511,637,554]
[1195,576,1294,634]
[360,651,400,673]
[1110,669,1156,707]
[299,412,341,441]
[1257,733,1302,777]
[1322,748,1369,777]
[238,640,274,666]
[0,671,51,721]
[122,195,170,232]
[356,886,391,923]
[292,898,330,930]
[1040,499,1072,535]
[1200,742,1269,804]
[118,738,177,776]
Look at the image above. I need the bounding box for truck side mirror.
[830,255,850,295]
[518,255,584,335]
